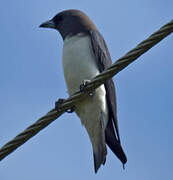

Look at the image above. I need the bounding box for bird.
[40,9,127,173]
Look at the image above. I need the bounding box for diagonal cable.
[0,19,173,161]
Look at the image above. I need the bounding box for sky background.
[0,0,173,179]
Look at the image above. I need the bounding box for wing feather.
[89,30,127,164]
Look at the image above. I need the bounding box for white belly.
[62,34,108,130]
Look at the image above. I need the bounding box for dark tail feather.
[105,120,127,165]
[93,144,107,173]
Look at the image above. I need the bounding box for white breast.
[63,34,100,95]
[62,34,108,130]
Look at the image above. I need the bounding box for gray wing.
[89,30,127,165]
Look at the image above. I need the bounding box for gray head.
[40,9,97,40]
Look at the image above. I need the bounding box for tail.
[93,143,107,173]
[105,120,127,165]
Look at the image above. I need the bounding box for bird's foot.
[80,79,94,97]
[55,98,76,113]
[80,79,91,92]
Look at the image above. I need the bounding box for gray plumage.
[40,9,127,173]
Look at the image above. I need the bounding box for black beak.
[39,19,56,29]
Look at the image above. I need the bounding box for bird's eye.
[58,16,63,21]
[53,15,63,24]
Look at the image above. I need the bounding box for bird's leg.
[80,79,91,92]
[55,98,76,113]
[80,79,94,97]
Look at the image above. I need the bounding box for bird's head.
[39,9,97,40]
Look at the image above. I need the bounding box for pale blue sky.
[0,0,173,179]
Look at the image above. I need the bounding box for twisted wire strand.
[0,19,173,161]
